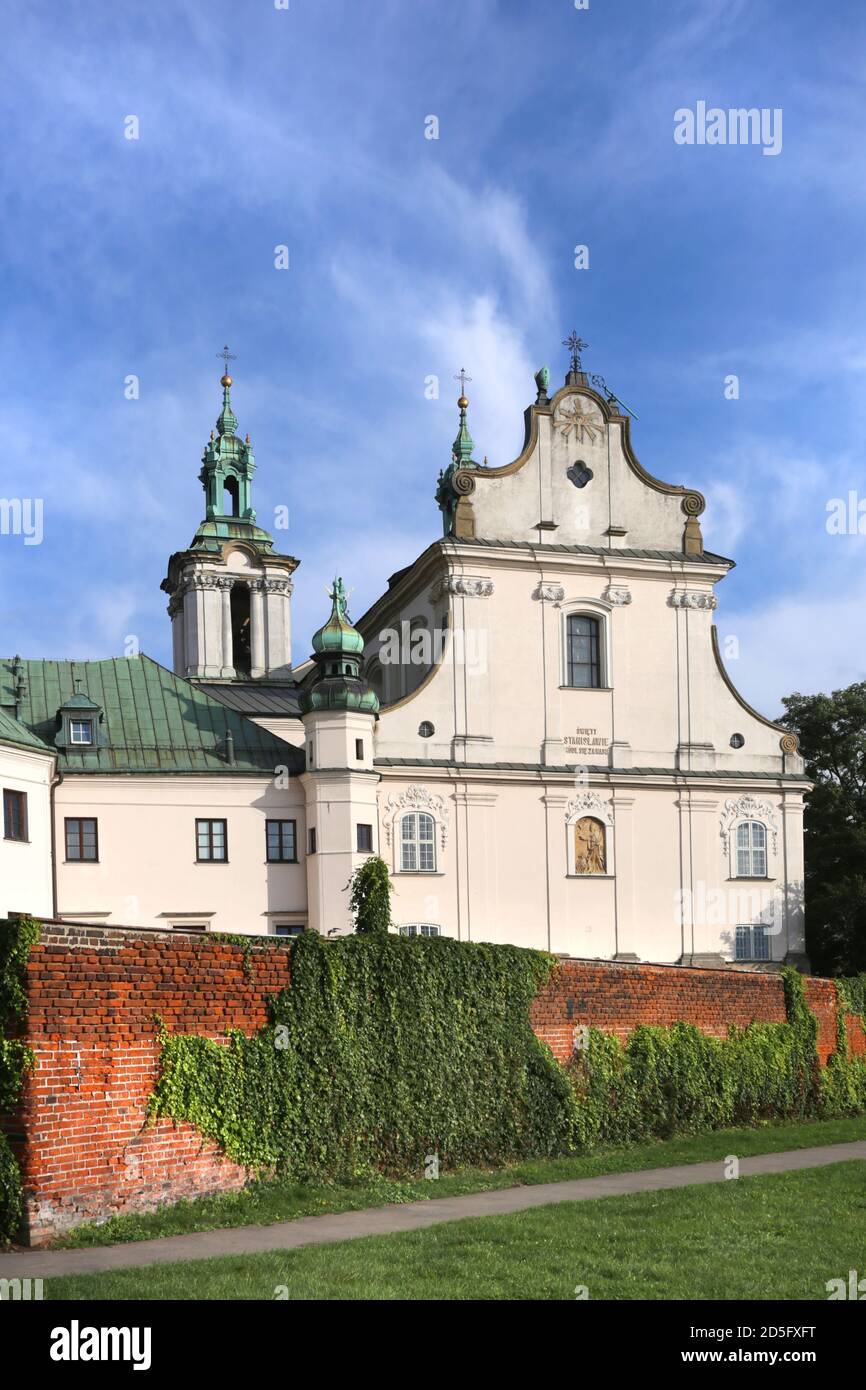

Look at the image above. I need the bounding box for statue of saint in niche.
[574,817,606,875]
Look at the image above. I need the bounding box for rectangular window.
[566,615,601,688]
[308,826,317,855]
[736,821,767,877]
[355,738,364,760]
[69,719,93,745]
[399,923,441,938]
[356,823,373,853]
[735,925,770,961]
[266,819,297,862]
[65,817,98,862]
[3,789,27,842]
[275,924,305,938]
[196,818,227,862]
[172,923,207,933]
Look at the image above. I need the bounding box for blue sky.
[1,0,865,715]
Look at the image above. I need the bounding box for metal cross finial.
[562,332,588,374]
[217,344,237,370]
[453,367,472,399]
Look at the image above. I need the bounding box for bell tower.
[161,354,299,681]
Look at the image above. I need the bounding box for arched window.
[224,476,240,517]
[566,614,601,688]
[736,821,767,877]
[400,811,436,872]
[574,816,606,875]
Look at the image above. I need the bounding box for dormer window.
[70,719,93,745]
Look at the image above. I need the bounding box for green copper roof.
[0,706,52,754]
[300,579,379,715]
[311,578,365,656]
[0,655,304,775]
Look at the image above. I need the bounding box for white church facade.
[0,345,809,968]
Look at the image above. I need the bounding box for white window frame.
[720,796,778,882]
[398,923,441,938]
[400,810,436,873]
[735,924,771,961]
[734,820,768,878]
[69,719,93,745]
[560,599,612,690]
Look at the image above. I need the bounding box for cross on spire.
[453,367,472,401]
[217,344,237,372]
[562,331,588,375]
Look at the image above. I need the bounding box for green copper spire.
[216,376,239,438]
[191,357,277,553]
[300,578,379,715]
[451,367,475,464]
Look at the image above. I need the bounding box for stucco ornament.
[431,576,494,599]
[384,785,450,849]
[555,396,603,445]
[566,791,614,827]
[532,582,565,603]
[668,589,718,610]
[719,795,778,852]
[603,584,632,606]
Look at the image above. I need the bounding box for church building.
[0,341,809,968]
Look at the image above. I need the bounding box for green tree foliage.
[781,682,866,974]
[347,855,392,935]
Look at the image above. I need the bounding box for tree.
[780,682,866,975]
[347,855,392,935]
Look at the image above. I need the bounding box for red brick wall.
[1,923,861,1246]
[2,922,292,1246]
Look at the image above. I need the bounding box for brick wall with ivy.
[1,919,864,1246]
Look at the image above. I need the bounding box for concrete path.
[1,1140,864,1280]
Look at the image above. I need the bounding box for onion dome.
[300,578,379,715]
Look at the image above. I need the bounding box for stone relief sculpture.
[574,816,606,874]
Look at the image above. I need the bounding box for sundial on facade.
[555,396,604,445]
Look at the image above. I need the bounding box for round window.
[418,721,435,738]
[730,733,745,749]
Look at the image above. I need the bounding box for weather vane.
[453,367,472,400]
[217,344,237,373]
[562,332,588,374]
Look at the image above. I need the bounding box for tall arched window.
[736,821,767,877]
[401,811,436,872]
[566,614,601,687]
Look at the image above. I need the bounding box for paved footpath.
[1,1140,864,1280]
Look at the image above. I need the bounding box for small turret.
[300,579,379,714]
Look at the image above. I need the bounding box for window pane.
[753,926,770,961]
[401,839,416,872]
[735,925,750,960]
[567,615,600,687]
[66,821,80,859]
[197,823,211,859]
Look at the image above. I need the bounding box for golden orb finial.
[457,394,469,410]
[220,373,233,388]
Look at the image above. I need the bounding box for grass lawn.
[46,1161,866,1300]
[55,1113,866,1249]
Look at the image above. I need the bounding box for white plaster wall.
[0,744,55,919]
[54,774,307,934]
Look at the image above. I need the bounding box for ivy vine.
[0,915,39,1242]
